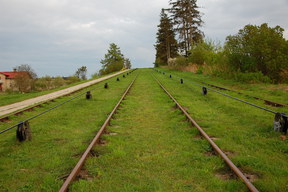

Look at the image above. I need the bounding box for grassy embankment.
[158,67,288,106]
[0,71,136,191]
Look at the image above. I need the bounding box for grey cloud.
[0,0,287,76]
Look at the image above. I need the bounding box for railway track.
[203,82,287,107]
[59,73,139,192]
[155,69,286,108]
[59,71,259,192]
[0,70,131,122]
[0,70,135,124]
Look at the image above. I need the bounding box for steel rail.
[59,73,138,192]
[0,70,137,135]
[154,69,287,118]
[0,69,136,123]
[203,82,286,107]
[152,74,259,192]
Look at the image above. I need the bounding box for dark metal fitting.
[86,91,92,99]
[16,121,31,142]
[104,83,109,89]
[274,113,288,134]
[202,87,208,95]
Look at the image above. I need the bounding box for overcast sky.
[0,0,287,77]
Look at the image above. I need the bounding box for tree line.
[5,43,132,93]
[155,0,288,83]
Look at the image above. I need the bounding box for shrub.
[225,23,288,83]
[233,71,272,83]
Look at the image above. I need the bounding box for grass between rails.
[0,71,137,191]
[0,71,123,107]
[70,69,246,192]
[0,68,287,191]
[153,70,288,192]
[158,68,288,106]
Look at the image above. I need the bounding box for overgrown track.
[2,69,285,191]
[153,74,259,192]
[0,70,131,122]
[0,70,136,135]
[203,82,286,107]
[59,73,139,192]
[61,71,258,191]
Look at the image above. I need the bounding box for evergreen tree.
[124,58,132,69]
[99,43,125,75]
[155,9,178,66]
[75,66,87,80]
[169,0,203,56]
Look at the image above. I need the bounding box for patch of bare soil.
[215,172,237,180]
[194,134,203,140]
[76,169,94,181]
[264,85,288,92]
[204,150,217,156]
[223,150,236,157]
[97,138,107,146]
[209,136,220,141]
[215,167,259,182]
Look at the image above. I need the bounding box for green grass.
[152,69,288,192]
[158,67,288,106]
[0,71,136,191]
[70,70,247,192]
[0,71,123,107]
[0,68,287,192]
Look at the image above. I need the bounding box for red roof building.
[0,71,31,91]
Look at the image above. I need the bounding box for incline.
[0,70,127,117]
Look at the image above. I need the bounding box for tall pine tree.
[99,43,125,75]
[155,9,178,67]
[169,0,203,56]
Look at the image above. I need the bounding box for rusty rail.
[59,73,138,192]
[0,70,136,123]
[204,82,286,107]
[152,74,259,192]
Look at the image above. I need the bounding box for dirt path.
[0,70,127,117]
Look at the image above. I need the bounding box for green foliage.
[34,76,81,91]
[99,43,125,75]
[169,0,203,56]
[75,66,87,80]
[225,23,288,83]
[174,56,189,66]
[232,71,272,83]
[91,73,99,79]
[66,76,81,84]
[155,9,178,66]
[124,58,132,69]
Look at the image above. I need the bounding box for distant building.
[0,70,31,91]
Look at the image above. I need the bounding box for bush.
[175,56,189,66]
[67,76,81,84]
[279,69,288,83]
[225,23,288,83]
[232,71,271,83]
